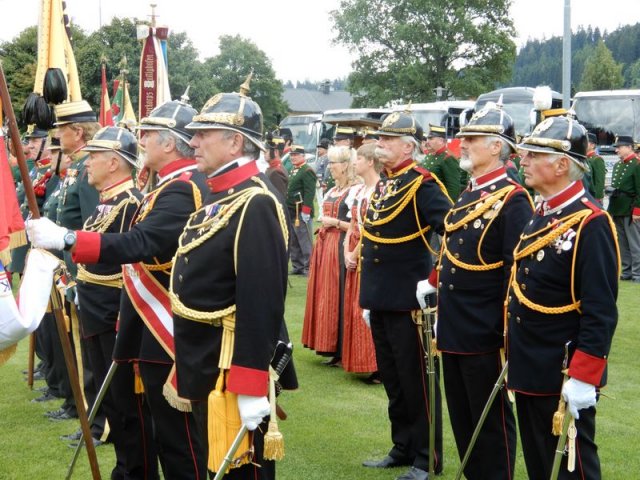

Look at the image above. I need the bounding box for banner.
[0,132,25,266]
[99,63,113,127]
[138,25,171,120]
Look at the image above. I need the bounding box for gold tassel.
[263,371,285,461]
[552,397,566,436]
[0,343,17,367]
[133,362,145,394]
[9,230,27,249]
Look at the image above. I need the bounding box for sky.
[0,0,639,83]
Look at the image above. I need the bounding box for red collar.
[472,166,507,189]
[268,159,283,169]
[435,146,447,155]
[386,158,415,176]
[623,153,637,163]
[544,181,585,212]
[100,177,134,203]
[158,158,197,177]
[207,161,259,193]
[587,150,597,157]
[36,158,51,169]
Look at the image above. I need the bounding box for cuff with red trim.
[632,207,640,216]
[71,231,102,264]
[301,205,312,215]
[568,349,607,386]
[227,365,269,396]
[428,268,438,285]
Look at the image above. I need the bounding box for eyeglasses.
[328,160,347,164]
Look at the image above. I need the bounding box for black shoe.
[69,437,103,448]
[33,370,45,381]
[321,357,342,368]
[46,408,77,421]
[363,455,412,469]
[620,276,632,281]
[31,391,57,403]
[60,429,82,441]
[363,372,382,385]
[396,466,429,480]
[35,385,49,393]
[289,269,303,275]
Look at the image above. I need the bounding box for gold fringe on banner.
[0,343,17,367]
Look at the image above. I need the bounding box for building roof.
[283,88,353,114]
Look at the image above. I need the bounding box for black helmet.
[83,126,138,166]
[186,75,264,151]
[138,91,198,144]
[518,115,588,169]
[374,111,423,143]
[457,101,516,151]
[24,125,49,139]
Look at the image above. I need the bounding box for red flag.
[99,63,114,127]
[0,132,26,267]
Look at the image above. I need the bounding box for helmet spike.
[180,85,191,105]
[239,70,254,97]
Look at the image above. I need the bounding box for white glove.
[416,279,437,309]
[362,309,370,328]
[26,218,66,250]
[237,394,270,431]
[561,377,597,420]
[301,212,311,223]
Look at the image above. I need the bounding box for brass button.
[450,267,456,274]
[507,312,511,319]
[524,267,529,275]
[438,282,443,288]
[179,274,183,282]
[375,232,381,237]
[521,283,526,291]
[448,284,454,291]
[446,237,451,242]
[454,253,460,259]
[516,316,521,324]
[458,238,464,245]
[373,245,379,250]
[374,258,380,263]
[463,224,468,230]
[184,257,189,265]
[508,295,512,302]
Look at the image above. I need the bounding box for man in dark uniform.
[586,133,605,203]
[422,123,462,200]
[607,135,640,282]
[171,81,293,478]
[265,135,288,199]
[286,145,316,275]
[508,115,619,479]
[418,104,532,479]
[29,97,208,479]
[360,111,452,480]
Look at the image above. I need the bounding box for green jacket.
[421,147,462,200]
[587,151,606,200]
[286,162,316,216]
[607,154,640,217]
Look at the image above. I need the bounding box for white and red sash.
[122,262,190,411]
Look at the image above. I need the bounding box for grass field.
[0,276,638,479]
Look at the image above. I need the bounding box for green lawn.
[0,277,638,479]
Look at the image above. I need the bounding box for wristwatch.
[63,230,77,251]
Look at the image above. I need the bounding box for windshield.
[475,99,534,137]
[573,96,640,146]
[412,111,446,131]
[280,116,321,154]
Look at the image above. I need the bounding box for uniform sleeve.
[73,181,197,265]
[633,163,640,214]
[226,194,288,396]
[500,190,534,293]
[568,213,618,386]
[301,169,316,214]
[416,177,453,236]
[592,157,606,200]
[442,155,462,200]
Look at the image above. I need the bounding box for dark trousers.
[442,351,516,480]
[139,362,206,480]
[191,400,275,480]
[370,310,443,473]
[38,313,67,398]
[289,212,312,273]
[516,393,600,480]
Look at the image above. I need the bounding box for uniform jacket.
[286,162,316,215]
[507,181,619,395]
[360,159,452,311]
[76,178,142,338]
[587,151,606,201]
[266,163,288,200]
[607,154,640,216]
[72,159,207,362]
[437,166,533,353]
[171,161,289,400]
[421,147,462,200]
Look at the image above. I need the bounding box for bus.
[572,89,640,186]
[278,113,324,156]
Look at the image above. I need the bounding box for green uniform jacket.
[587,151,606,201]
[421,147,462,200]
[607,154,640,217]
[286,162,316,215]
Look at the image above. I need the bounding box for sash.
[122,262,191,412]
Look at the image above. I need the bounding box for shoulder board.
[413,165,433,181]
[580,197,604,220]
[506,177,524,190]
[177,171,194,182]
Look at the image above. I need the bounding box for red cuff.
[227,365,269,396]
[568,349,607,386]
[72,231,102,264]
[633,207,640,216]
[301,205,311,215]
[428,268,438,285]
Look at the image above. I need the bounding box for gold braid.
[366,176,422,226]
[445,186,515,233]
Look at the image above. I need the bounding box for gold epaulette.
[136,176,203,224]
[83,191,140,234]
[76,265,123,288]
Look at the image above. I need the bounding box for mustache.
[375,147,389,158]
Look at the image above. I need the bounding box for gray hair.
[546,153,585,181]
[221,129,260,160]
[400,135,422,160]
[483,136,513,163]
[157,130,195,158]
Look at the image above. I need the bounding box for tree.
[0,27,39,122]
[331,0,516,106]
[579,40,624,91]
[203,35,287,131]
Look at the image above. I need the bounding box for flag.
[138,24,171,120]
[111,78,137,127]
[0,131,26,267]
[99,62,113,127]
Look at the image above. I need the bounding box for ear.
[556,156,571,176]
[162,134,176,153]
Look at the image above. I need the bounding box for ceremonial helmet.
[83,126,138,166]
[186,73,265,151]
[24,125,49,139]
[518,114,589,170]
[457,99,516,150]
[613,135,634,147]
[334,126,355,141]
[138,88,198,143]
[374,111,424,143]
[426,124,447,139]
[53,100,97,126]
